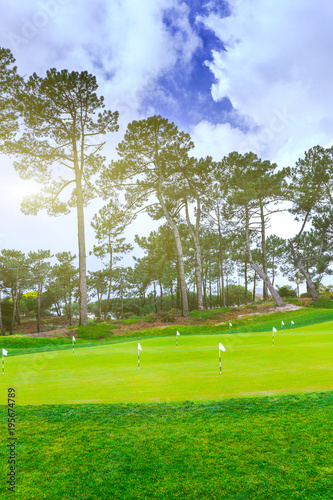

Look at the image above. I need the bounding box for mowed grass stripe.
[1,325,332,405]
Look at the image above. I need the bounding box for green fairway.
[1,322,332,405]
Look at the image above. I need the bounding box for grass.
[1,321,332,405]
[1,312,333,499]
[0,392,332,499]
[0,336,93,357]
[189,306,230,320]
[2,307,333,358]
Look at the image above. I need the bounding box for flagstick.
[176,336,178,348]
[219,351,221,375]
[138,352,140,370]
[73,338,74,356]
[272,329,274,346]
[2,352,4,375]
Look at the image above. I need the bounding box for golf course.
[1,320,333,405]
[1,307,333,499]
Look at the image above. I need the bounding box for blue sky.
[0,0,333,288]
[142,8,233,128]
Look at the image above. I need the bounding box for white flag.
[281,321,284,326]
[218,342,226,352]
[176,331,180,336]
[291,321,294,325]
[2,348,8,356]
[273,327,277,333]
[72,336,76,342]
[229,322,232,327]
[138,343,142,352]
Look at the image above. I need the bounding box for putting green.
[1,323,333,405]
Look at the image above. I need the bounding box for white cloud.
[0,0,201,260]
[2,0,201,127]
[194,0,333,166]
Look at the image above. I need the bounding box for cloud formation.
[2,0,202,128]
[194,0,333,165]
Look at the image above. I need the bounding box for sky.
[1,0,333,288]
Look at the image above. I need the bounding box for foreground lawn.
[1,323,332,405]
[0,392,332,499]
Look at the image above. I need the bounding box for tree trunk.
[76,183,88,325]
[203,269,207,308]
[120,280,124,318]
[272,253,276,287]
[37,283,41,334]
[252,273,256,302]
[153,281,157,313]
[98,292,102,319]
[238,276,241,307]
[160,283,163,311]
[209,273,212,309]
[106,240,113,317]
[10,287,19,335]
[260,202,268,300]
[289,240,319,300]
[176,272,181,310]
[69,293,72,326]
[157,191,188,317]
[217,217,225,307]
[245,207,284,307]
[244,260,248,305]
[221,262,225,307]
[64,296,69,319]
[0,290,5,335]
[73,137,88,325]
[184,199,204,310]
[16,295,21,325]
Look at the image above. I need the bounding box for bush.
[158,308,182,323]
[143,313,158,323]
[1,299,13,331]
[76,323,114,340]
[309,297,333,309]
[284,297,302,305]
[277,286,297,298]
[122,311,136,319]
[300,292,312,298]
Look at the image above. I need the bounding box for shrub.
[1,299,13,331]
[122,312,136,319]
[158,308,182,323]
[277,286,297,298]
[309,297,333,309]
[76,323,114,340]
[284,297,302,305]
[144,313,158,323]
